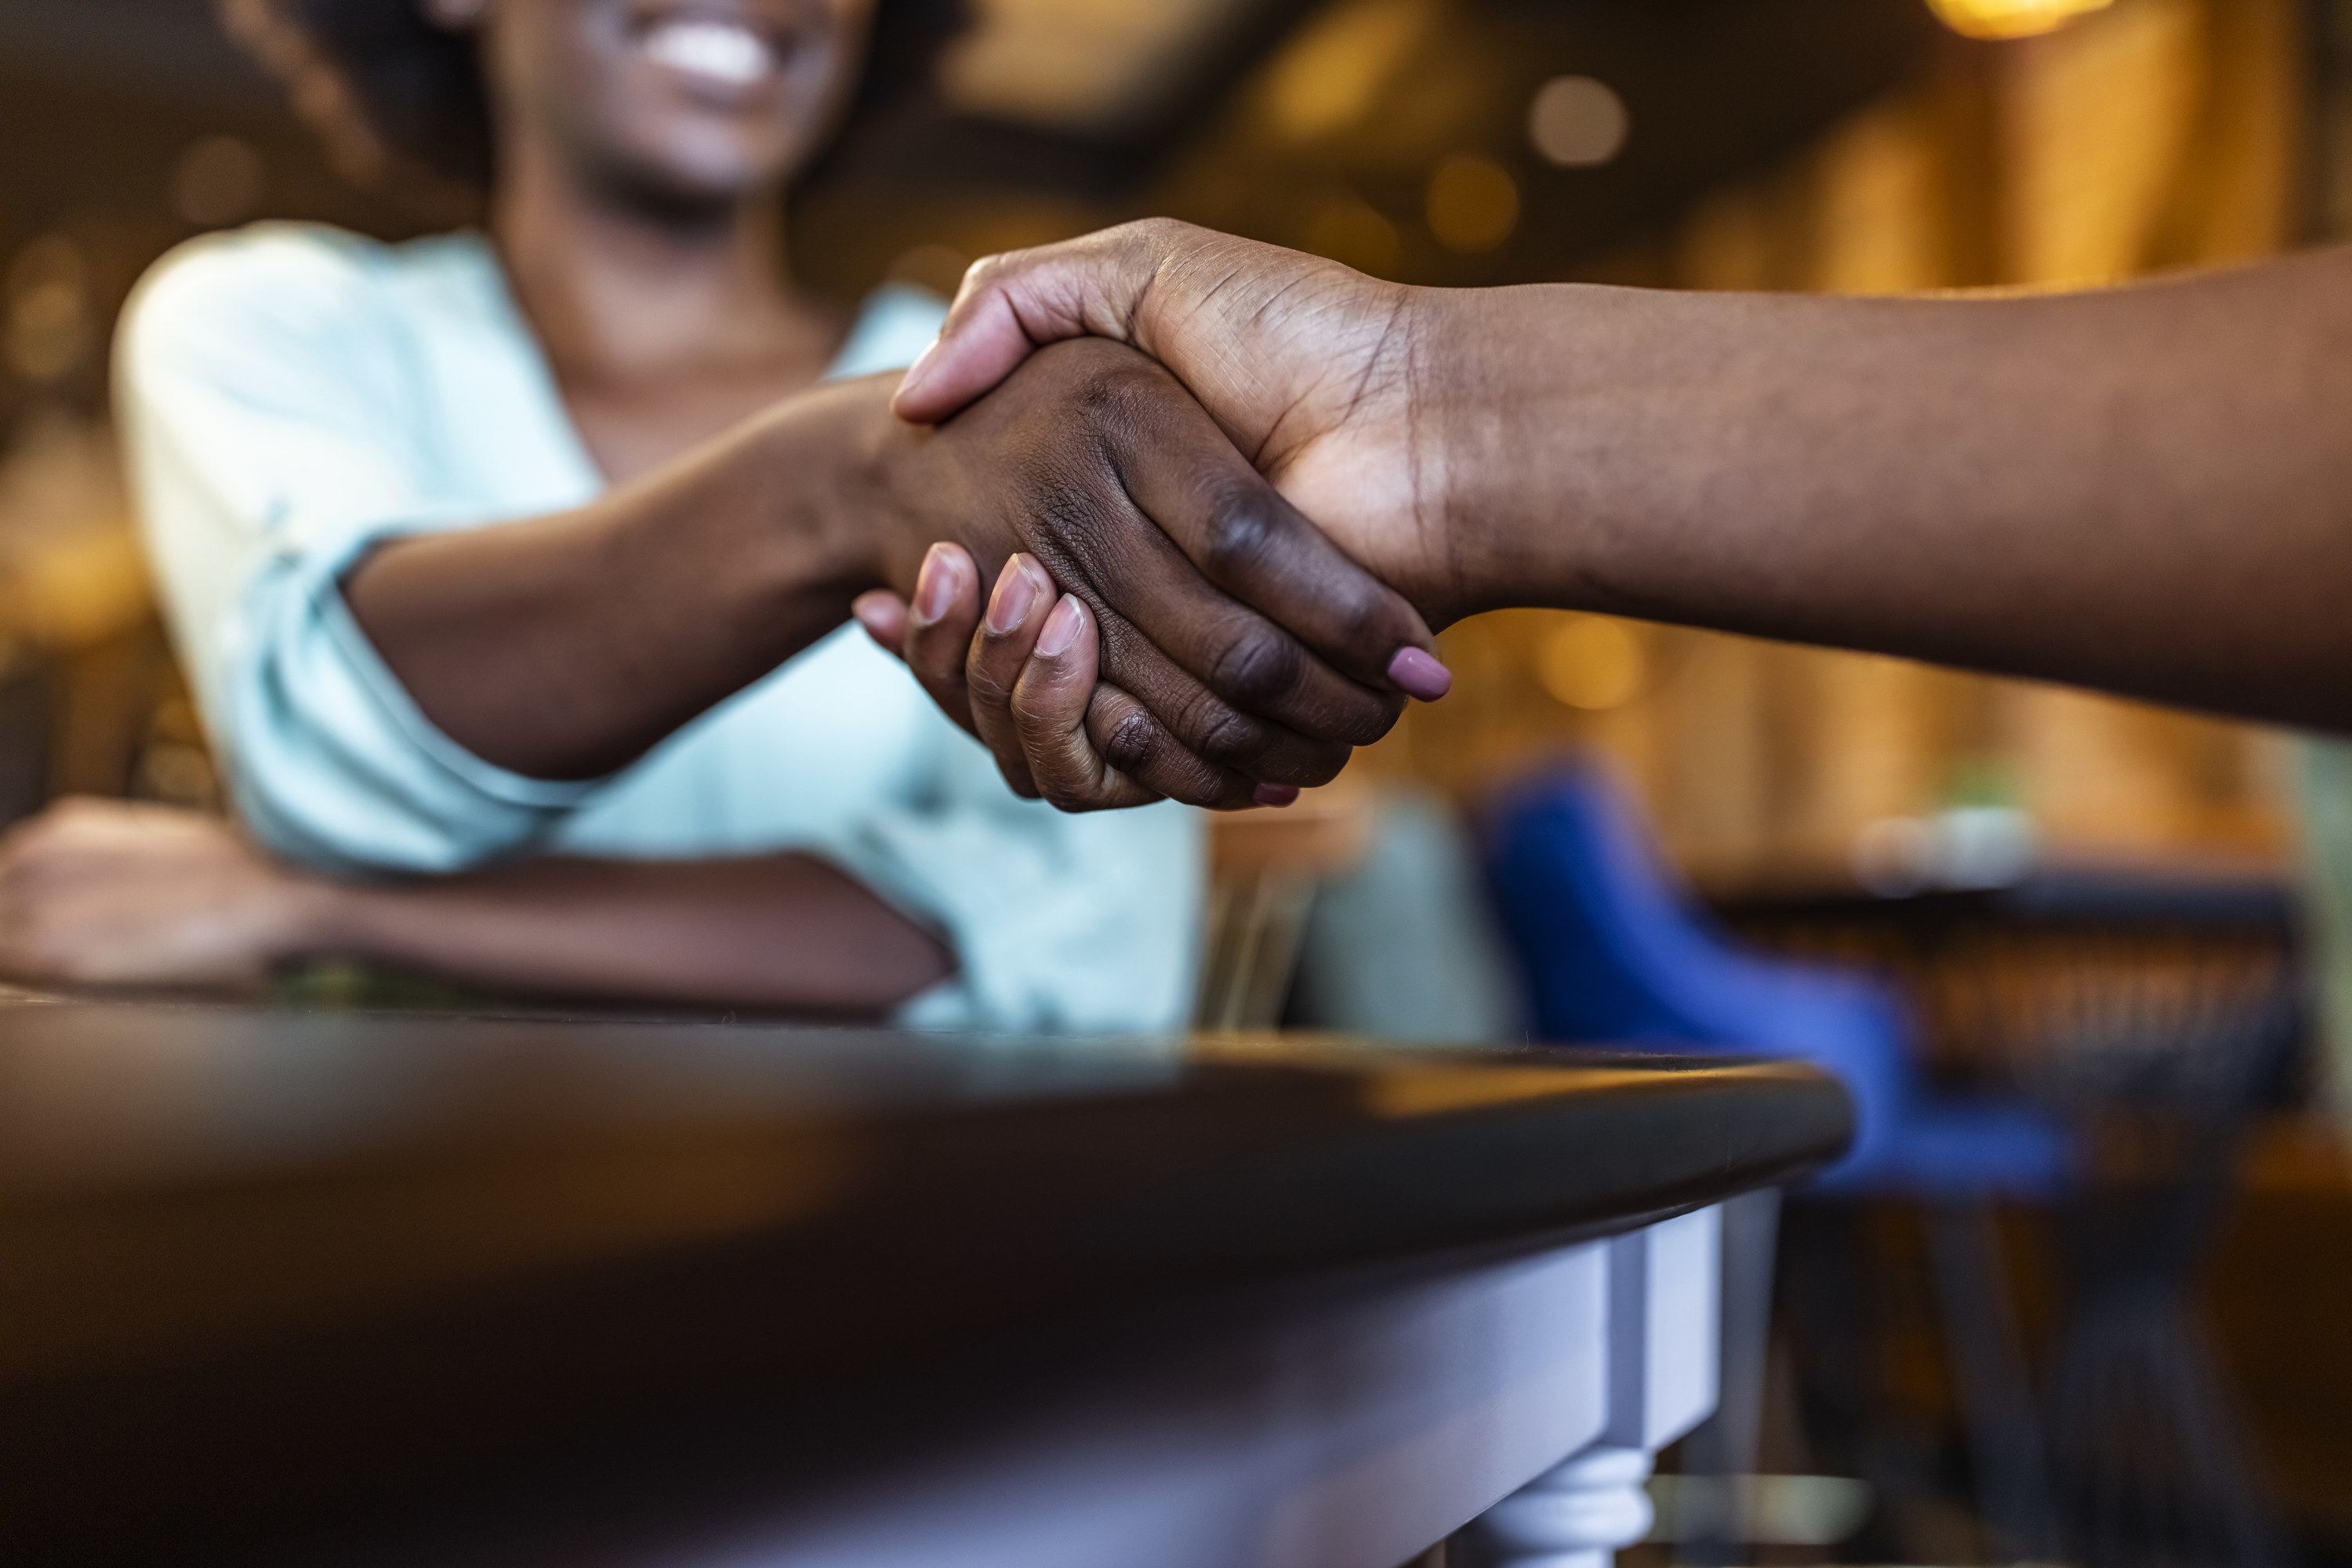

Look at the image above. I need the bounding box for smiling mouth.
[638,16,782,89]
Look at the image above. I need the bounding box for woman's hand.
[0,800,326,989]
[891,219,1476,630]
[862,336,1446,809]
[857,546,1203,811]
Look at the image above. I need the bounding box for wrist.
[758,376,908,597]
[256,868,364,965]
[1413,284,1544,616]
[1423,281,1646,618]
[837,378,938,595]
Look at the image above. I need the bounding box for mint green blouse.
[115,223,1202,1033]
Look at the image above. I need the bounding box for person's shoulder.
[827,284,950,379]
[121,223,486,370]
[127,222,389,327]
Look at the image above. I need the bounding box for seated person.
[0,0,1435,1025]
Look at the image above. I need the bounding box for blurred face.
[456,0,875,205]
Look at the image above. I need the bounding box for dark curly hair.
[217,0,967,201]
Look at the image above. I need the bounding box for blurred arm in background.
[0,798,949,1012]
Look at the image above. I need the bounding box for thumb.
[892,221,1182,426]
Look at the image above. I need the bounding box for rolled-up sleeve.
[115,229,597,873]
[828,735,1205,1035]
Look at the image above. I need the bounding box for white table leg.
[1461,1444,1655,1568]
[1464,1206,1722,1568]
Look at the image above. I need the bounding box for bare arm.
[1426,251,2352,731]
[895,221,2352,737]
[303,851,951,1014]
[347,349,1443,807]
[0,800,949,1014]
[347,377,885,783]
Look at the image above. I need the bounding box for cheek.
[500,3,645,157]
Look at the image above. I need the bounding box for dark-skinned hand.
[856,336,1447,809]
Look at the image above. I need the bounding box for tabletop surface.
[0,998,1849,1565]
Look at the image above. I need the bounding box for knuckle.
[1065,355,1155,423]
[1334,574,1403,647]
[1328,689,1406,748]
[963,660,1017,707]
[1098,706,1166,777]
[1037,772,1098,813]
[1199,492,1287,582]
[1167,774,1232,810]
[1203,626,1302,714]
[1181,696,1272,768]
[1127,216,1192,256]
[964,251,1014,292]
[1287,741,1353,787]
[1094,690,1245,809]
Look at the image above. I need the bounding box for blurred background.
[5,0,2352,1563]
[0,0,2319,894]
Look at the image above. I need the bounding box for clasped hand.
[858,223,1459,811]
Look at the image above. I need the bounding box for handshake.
[843,211,2352,797]
[844,220,1477,814]
[361,215,2347,806]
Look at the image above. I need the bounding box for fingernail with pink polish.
[1036,595,1087,657]
[1254,783,1301,808]
[986,557,1041,634]
[913,545,956,622]
[1388,646,1454,702]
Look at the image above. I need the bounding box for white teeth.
[642,20,773,87]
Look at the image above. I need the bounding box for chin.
[591,129,802,213]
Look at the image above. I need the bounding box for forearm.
[1430,249,2352,731]
[296,853,953,1014]
[344,374,914,780]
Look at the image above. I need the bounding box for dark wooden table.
[0,999,1849,1568]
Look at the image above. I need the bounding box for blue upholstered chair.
[1483,762,2069,1198]
[1483,762,2071,1563]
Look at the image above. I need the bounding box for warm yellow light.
[1537,615,1645,711]
[1924,0,2114,42]
[1425,154,1519,254]
[1261,0,1429,143]
[1302,196,1400,278]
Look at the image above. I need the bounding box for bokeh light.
[1537,615,1645,711]
[1924,0,2114,42]
[1261,0,1427,144]
[1304,194,1401,277]
[170,135,266,230]
[1527,76,1629,168]
[885,242,971,299]
[6,235,90,383]
[1425,154,1519,253]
